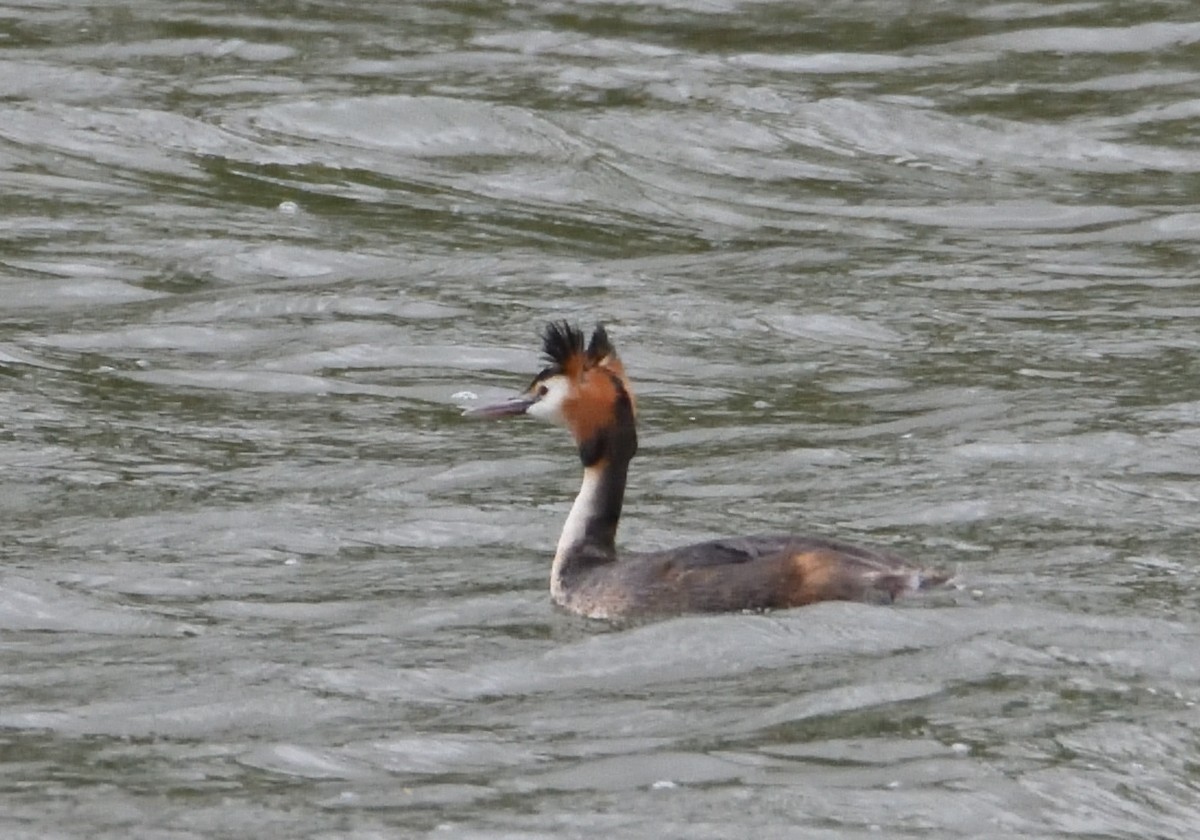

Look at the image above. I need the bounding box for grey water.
[3,1,1200,837]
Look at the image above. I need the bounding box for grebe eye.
[536,384,549,398]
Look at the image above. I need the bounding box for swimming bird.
[466,322,949,619]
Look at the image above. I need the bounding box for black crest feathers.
[541,321,585,370]
[540,321,616,375]
[586,324,614,363]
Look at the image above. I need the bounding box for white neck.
[550,466,604,603]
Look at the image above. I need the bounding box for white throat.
[550,466,604,603]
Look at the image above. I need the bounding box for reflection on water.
[2,1,1200,837]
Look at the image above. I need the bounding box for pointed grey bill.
[462,396,535,418]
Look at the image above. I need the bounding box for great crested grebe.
[466,322,949,619]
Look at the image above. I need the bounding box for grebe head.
[467,322,637,463]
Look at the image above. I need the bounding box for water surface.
[2,1,1200,837]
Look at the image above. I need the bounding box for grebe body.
[467,322,947,619]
